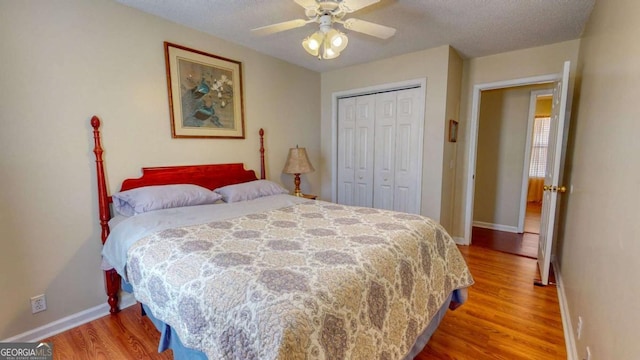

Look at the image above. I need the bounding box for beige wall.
[558,0,640,358]
[439,47,463,232]
[473,84,552,228]
[453,39,581,239]
[0,0,320,339]
[320,45,457,224]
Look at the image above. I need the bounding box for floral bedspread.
[127,200,474,360]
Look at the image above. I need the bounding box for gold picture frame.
[164,42,245,138]
[449,119,459,142]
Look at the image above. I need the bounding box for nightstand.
[301,194,317,200]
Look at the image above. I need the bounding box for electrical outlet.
[585,346,591,360]
[577,316,583,340]
[30,294,46,314]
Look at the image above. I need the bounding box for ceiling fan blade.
[251,19,308,36]
[341,0,380,12]
[343,18,396,39]
[294,0,319,10]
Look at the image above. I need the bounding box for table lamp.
[282,146,314,196]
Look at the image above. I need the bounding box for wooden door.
[537,61,571,285]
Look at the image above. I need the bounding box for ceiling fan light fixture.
[253,0,395,62]
[323,49,339,59]
[302,31,324,56]
[322,42,340,59]
[302,27,348,60]
[326,28,348,52]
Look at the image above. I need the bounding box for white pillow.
[214,180,288,203]
[112,184,222,216]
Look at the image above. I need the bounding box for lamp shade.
[283,147,314,174]
[302,31,324,57]
[326,29,348,53]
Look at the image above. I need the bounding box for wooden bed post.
[259,128,266,180]
[91,116,121,314]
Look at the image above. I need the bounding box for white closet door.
[353,95,375,207]
[393,88,422,214]
[337,97,356,205]
[373,91,397,210]
[338,88,422,213]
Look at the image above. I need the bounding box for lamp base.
[293,173,302,197]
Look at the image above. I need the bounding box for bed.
[90,116,474,359]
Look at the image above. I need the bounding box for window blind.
[529,117,551,177]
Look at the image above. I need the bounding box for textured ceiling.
[114,0,595,73]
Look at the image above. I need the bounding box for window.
[529,117,551,177]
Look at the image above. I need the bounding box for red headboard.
[120,163,258,191]
[91,115,266,241]
[91,115,267,314]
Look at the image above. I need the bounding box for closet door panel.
[394,88,422,214]
[374,92,396,210]
[353,95,375,207]
[337,97,356,205]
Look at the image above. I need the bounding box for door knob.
[557,185,567,193]
[543,185,551,191]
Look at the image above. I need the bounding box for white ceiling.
[115,0,595,73]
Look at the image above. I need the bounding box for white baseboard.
[472,221,519,233]
[2,293,137,343]
[552,260,578,360]
[452,236,468,245]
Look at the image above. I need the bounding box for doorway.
[469,84,553,258]
[464,61,572,285]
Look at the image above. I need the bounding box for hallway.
[472,202,541,258]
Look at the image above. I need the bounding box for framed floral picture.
[164,42,245,138]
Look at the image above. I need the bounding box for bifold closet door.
[337,95,375,207]
[338,88,422,213]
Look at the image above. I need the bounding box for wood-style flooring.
[419,245,565,359]
[472,202,541,259]
[471,227,539,259]
[42,244,566,359]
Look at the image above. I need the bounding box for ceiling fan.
[251,0,396,60]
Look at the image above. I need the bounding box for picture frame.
[449,119,459,142]
[164,42,245,138]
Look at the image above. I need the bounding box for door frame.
[517,89,554,233]
[330,78,427,203]
[463,74,560,245]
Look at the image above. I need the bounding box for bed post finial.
[91,116,121,314]
[259,128,265,180]
[91,115,100,129]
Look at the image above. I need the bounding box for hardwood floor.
[524,202,542,234]
[471,227,539,259]
[471,202,542,259]
[419,245,565,359]
[42,305,173,360]
[42,245,566,359]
